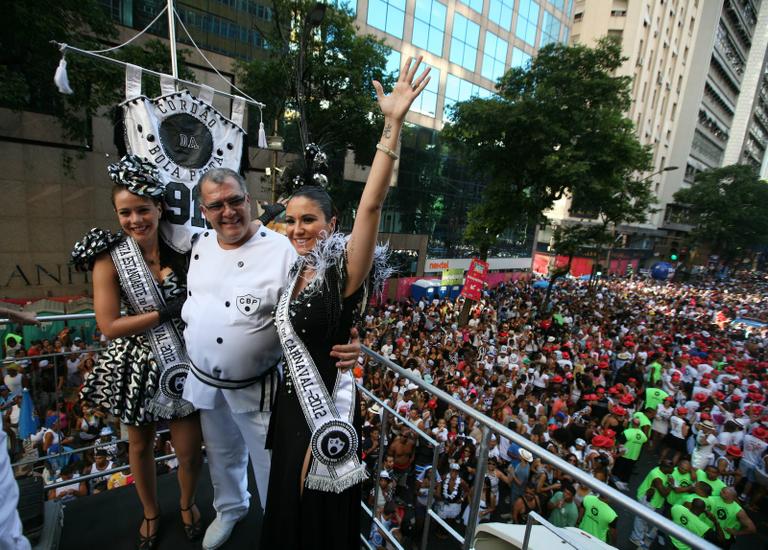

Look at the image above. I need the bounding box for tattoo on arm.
[383,123,392,139]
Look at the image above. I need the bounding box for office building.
[544,0,768,263]
[355,0,574,130]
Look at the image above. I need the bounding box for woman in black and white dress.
[72,156,202,548]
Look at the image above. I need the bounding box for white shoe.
[203,516,241,550]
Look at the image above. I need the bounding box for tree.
[673,164,768,265]
[442,38,652,257]
[1,2,192,148]
[237,0,393,191]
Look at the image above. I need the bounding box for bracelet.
[376,142,399,160]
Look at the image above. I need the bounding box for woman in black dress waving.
[261,57,430,549]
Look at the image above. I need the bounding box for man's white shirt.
[182,226,297,413]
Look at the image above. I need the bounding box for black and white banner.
[275,273,367,493]
[111,237,195,419]
[122,65,246,252]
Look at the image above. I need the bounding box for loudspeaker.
[17,476,45,542]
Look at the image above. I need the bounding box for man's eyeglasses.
[202,195,247,212]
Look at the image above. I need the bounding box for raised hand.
[372,56,431,123]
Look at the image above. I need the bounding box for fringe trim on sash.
[305,463,369,494]
[146,399,196,419]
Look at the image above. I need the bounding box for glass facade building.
[355,0,573,131]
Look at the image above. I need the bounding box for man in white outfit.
[182,168,294,549]
[183,168,357,550]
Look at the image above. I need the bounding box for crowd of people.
[358,273,768,549]
[3,269,768,549]
[1,329,180,500]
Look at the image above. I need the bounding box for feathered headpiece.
[108,154,165,198]
[290,143,330,191]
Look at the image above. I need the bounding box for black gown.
[261,252,364,550]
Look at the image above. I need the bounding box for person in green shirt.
[709,487,756,544]
[578,493,617,544]
[646,357,663,385]
[696,465,726,497]
[633,407,655,438]
[630,460,674,548]
[547,483,578,528]
[644,381,669,411]
[669,498,721,550]
[613,419,648,487]
[667,460,696,506]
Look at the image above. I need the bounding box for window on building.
[458,0,484,14]
[444,73,493,120]
[367,0,406,38]
[488,0,514,30]
[539,10,560,46]
[386,49,402,76]
[548,0,564,11]
[412,0,447,55]
[516,0,540,46]
[411,64,441,117]
[481,31,508,82]
[450,13,480,70]
[510,46,532,69]
[562,26,569,43]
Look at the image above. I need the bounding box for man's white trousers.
[200,405,271,521]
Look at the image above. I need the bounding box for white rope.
[85,5,169,54]
[172,7,263,108]
[52,42,266,108]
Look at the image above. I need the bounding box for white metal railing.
[360,346,720,550]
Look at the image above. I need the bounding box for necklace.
[443,475,460,500]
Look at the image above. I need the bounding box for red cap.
[700,412,712,420]
[552,375,564,384]
[609,387,620,395]
[604,428,616,438]
[620,394,634,405]
[591,435,614,448]
[628,377,637,384]
[731,394,742,402]
[612,405,627,416]
[726,445,743,457]
[752,426,768,441]
[694,393,708,403]
[677,407,688,415]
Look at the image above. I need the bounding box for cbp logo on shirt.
[237,294,261,316]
